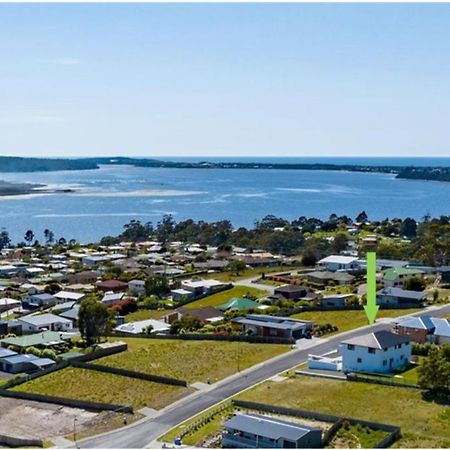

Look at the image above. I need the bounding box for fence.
[0,388,133,413]
[347,373,422,390]
[0,434,43,448]
[110,331,294,345]
[71,360,188,387]
[73,342,128,362]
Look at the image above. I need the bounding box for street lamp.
[73,418,78,449]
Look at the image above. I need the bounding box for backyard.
[99,337,290,383]
[11,367,192,410]
[236,376,450,448]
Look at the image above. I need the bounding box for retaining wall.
[0,434,43,448]
[71,360,187,387]
[0,388,133,413]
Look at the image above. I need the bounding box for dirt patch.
[0,397,106,440]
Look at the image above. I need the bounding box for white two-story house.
[339,330,411,374]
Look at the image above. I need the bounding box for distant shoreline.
[1,156,450,183]
[0,180,76,197]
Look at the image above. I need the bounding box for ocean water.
[0,157,449,243]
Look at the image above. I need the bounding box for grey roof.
[377,287,426,300]
[274,285,307,293]
[59,306,80,321]
[224,414,319,441]
[30,293,55,300]
[30,358,55,367]
[430,318,450,337]
[232,314,312,331]
[0,348,16,358]
[19,313,72,326]
[396,316,435,330]
[342,330,410,349]
[3,353,39,364]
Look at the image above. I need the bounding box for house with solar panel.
[222,413,322,448]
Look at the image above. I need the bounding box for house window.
[348,344,355,351]
[405,342,409,346]
[357,358,362,363]
[368,348,376,354]
[400,355,404,360]
[398,344,402,348]
[383,360,387,366]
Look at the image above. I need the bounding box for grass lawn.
[124,308,168,322]
[237,376,450,448]
[184,285,267,309]
[100,338,290,384]
[322,285,355,295]
[331,423,389,448]
[394,361,420,385]
[291,309,422,335]
[12,367,191,410]
[203,266,299,283]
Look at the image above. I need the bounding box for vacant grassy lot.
[124,308,167,323]
[237,376,450,448]
[203,266,299,282]
[12,367,191,410]
[184,285,267,309]
[291,309,422,334]
[100,338,289,384]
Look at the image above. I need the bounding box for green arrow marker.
[364,252,379,324]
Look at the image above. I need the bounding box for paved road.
[77,304,450,448]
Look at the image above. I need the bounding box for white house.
[18,313,73,333]
[54,291,86,304]
[316,255,359,272]
[180,279,227,297]
[128,279,146,296]
[339,330,411,374]
[115,319,169,335]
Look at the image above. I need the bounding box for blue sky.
[1,3,450,158]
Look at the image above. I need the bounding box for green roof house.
[0,330,71,350]
[218,297,261,312]
[383,267,424,288]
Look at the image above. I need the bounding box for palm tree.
[24,229,34,245]
[44,229,55,244]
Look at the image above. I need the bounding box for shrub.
[41,349,57,360]
[25,346,41,357]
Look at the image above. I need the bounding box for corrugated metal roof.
[224,414,319,441]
